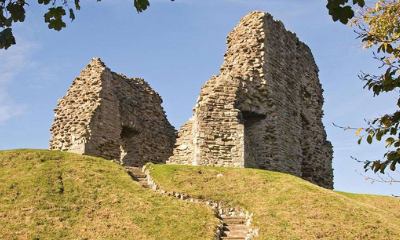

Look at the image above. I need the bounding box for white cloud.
[0,99,25,124]
[0,37,38,124]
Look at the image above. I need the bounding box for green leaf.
[48,19,66,31]
[353,0,365,7]
[0,6,7,28]
[373,161,380,173]
[380,163,386,174]
[377,44,384,53]
[386,44,393,54]
[75,0,81,10]
[44,7,67,31]
[327,0,364,24]
[390,161,396,171]
[44,7,66,23]
[6,2,26,23]
[69,9,75,21]
[376,131,383,141]
[38,0,51,4]
[327,0,355,24]
[364,161,371,170]
[0,28,16,50]
[367,135,373,144]
[134,0,150,13]
[387,151,397,160]
[386,137,395,147]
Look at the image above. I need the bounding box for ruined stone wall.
[168,11,333,188]
[50,58,176,166]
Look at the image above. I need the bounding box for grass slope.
[148,164,400,240]
[0,150,217,240]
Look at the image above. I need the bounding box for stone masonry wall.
[168,11,333,188]
[50,58,176,166]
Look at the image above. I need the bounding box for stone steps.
[222,230,248,236]
[126,167,149,187]
[134,174,147,178]
[221,237,245,240]
[223,224,248,231]
[220,215,248,240]
[126,168,145,176]
[126,167,251,240]
[221,216,247,225]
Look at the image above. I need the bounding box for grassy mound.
[0,150,217,240]
[148,164,400,240]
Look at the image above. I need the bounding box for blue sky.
[0,0,398,195]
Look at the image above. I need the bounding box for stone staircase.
[220,215,248,239]
[126,167,253,240]
[126,167,148,187]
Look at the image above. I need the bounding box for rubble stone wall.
[168,11,333,188]
[50,58,176,166]
[50,11,333,188]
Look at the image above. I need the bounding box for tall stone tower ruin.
[167,11,334,188]
[50,58,176,166]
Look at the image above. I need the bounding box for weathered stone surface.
[167,11,333,189]
[50,58,176,166]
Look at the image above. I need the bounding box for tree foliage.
[0,0,151,50]
[328,0,400,178]
[327,0,365,24]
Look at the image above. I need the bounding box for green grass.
[148,164,400,240]
[0,150,218,240]
[3,149,400,240]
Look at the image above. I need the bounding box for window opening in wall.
[120,126,139,139]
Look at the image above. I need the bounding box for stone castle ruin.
[167,11,333,188]
[49,58,176,166]
[50,11,333,188]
